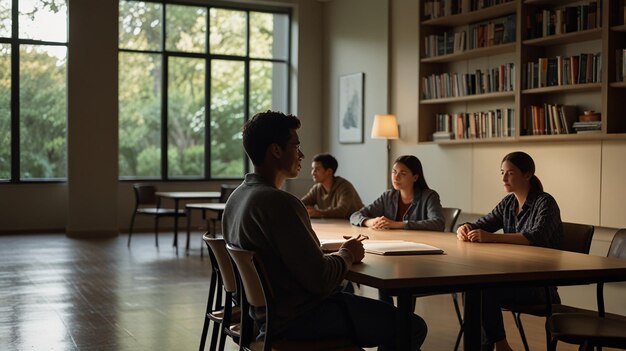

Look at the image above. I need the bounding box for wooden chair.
[199,235,240,351]
[502,222,595,351]
[225,244,363,351]
[547,228,626,351]
[127,183,186,247]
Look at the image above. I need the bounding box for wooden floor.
[0,231,616,351]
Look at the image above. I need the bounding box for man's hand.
[340,238,365,263]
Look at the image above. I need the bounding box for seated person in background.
[456,151,563,351]
[301,153,364,219]
[222,111,427,350]
[350,155,445,231]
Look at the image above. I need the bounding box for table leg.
[186,207,192,252]
[173,199,179,248]
[396,292,413,350]
[463,289,481,351]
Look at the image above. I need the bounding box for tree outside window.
[118,1,290,180]
[0,0,68,182]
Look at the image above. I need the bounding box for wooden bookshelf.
[521,83,602,95]
[522,28,602,46]
[422,1,517,27]
[421,43,516,63]
[418,0,626,143]
[421,91,515,104]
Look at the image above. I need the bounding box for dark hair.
[242,110,301,166]
[312,153,338,174]
[501,151,543,192]
[393,155,429,190]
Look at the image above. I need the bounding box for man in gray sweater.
[301,153,364,219]
[222,110,427,350]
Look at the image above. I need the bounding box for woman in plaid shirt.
[457,151,563,351]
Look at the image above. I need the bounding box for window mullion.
[10,0,19,182]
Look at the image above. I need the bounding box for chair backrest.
[203,235,238,294]
[441,207,461,232]
[226,244,268,309]
[133,184,158,207]
[219,184,238,203]
[561,222,595,254]
[608,228,626,260]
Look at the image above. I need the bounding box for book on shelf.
[433,131,454,141]
[471,0,514,12]
[423,0,463,20]
[424,30,466,58]
[616,49,626,82]
[468,14,516,50]
[526,2,601,40]
[523,104,577,135]
[435,108,515,140]
[524,53,600,89]
[573,120,602,133]
[421,63,515,100]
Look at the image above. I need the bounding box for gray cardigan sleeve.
[403,189,445,231]
[349,192,387,226]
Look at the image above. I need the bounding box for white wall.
[321,0,390,204]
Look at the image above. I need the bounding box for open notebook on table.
[320,239,443,255]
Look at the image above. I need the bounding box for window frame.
[118,0,292,181]
[1,0,69,184]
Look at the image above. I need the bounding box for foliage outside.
[119,2,288,179]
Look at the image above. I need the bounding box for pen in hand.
[343,234,369,242]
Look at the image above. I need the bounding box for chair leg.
[155,216,159,247]
[512,311,530,351]
[187,209,192,253]
[545,321,551,351]
[200,272,218,351]
[548,337,558,351]
[128,212,137,247]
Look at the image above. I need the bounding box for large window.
[118,1,290,180]
[0,0,68,182]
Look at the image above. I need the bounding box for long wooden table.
[155,191,220,249]
[311,219,626,350]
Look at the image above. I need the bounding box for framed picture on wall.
[339,72,364,144]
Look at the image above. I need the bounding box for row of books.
[424,31,466,57]
[521,104,577,136]
[423,0,463,20]
[573,121,602,133]
[523,53,601,89]
[434,108,515,140]
[525,1,602,39]
[615,49,626,82]
[471,0,513,12]
[421,63,515,100]
[468,14,516,50]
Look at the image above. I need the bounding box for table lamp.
[371,114,399,187]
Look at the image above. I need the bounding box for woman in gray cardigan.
[350,155,445,232]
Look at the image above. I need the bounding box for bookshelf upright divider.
[418,0,626,144]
